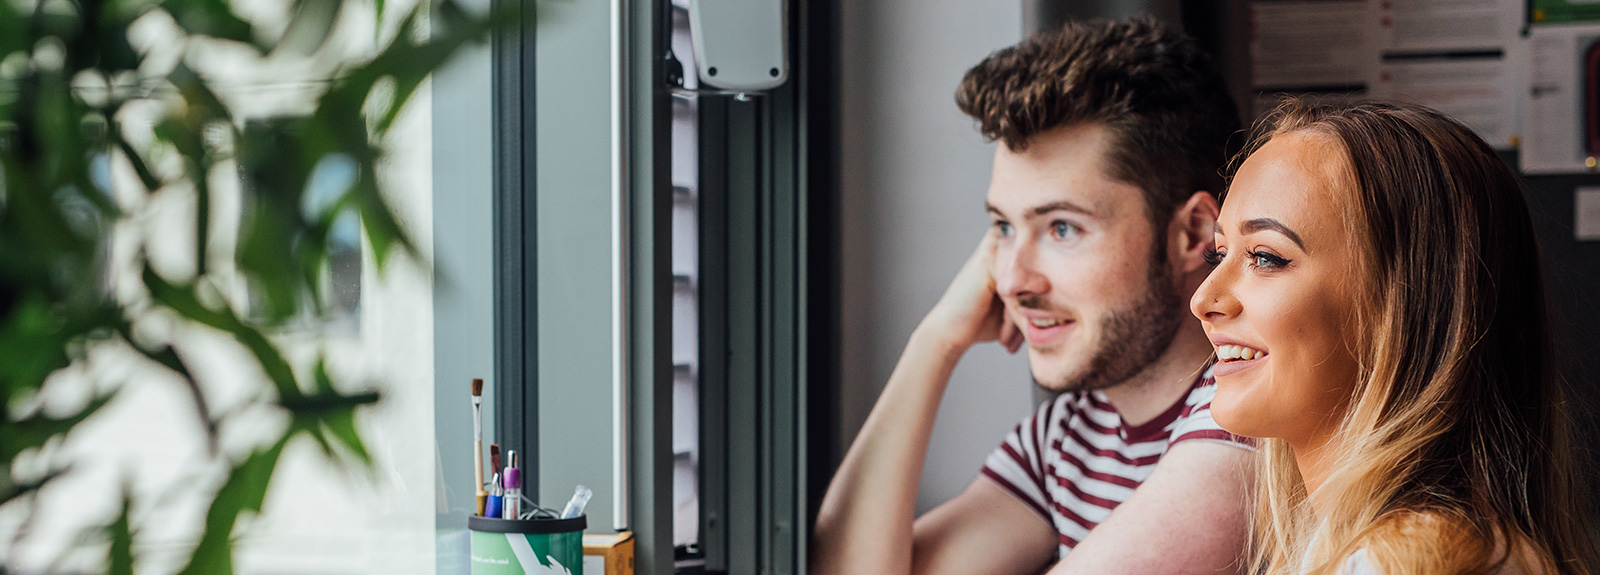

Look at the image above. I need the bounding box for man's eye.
[995,221,1013,236]
[1051,221,1080,239]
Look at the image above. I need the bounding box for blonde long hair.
[1235,101,1599,575]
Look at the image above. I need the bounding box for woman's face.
[1190,132,1366,447]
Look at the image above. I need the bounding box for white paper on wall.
[1251,0,1380,90]
[1374,0,1523,53]
[1521,23,1600,174]
[1369,51,1523,148]
[1362,0,1527,149]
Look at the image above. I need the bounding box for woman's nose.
[1191,266,1241,321]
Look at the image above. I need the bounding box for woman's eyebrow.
[1240,217,1307,251]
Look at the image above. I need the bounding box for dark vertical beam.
[723,97,763,575]
[626,0,674,569]
[800,0,842,567]
[492,0,538,491]
[697,93,732,573]
[694,0,840,572]
[766,78,801,575]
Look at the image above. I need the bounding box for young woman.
[1190,101,1598,575]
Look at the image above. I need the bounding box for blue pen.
[486,472,503,518]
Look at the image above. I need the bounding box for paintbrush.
[472,378,486,516]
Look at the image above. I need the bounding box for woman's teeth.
[1030,318,1068,328]
[1216,344,1266,361]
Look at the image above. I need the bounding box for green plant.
[0,0,506,570]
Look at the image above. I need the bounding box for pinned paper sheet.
[1251,0,1377,91]
[1367,0,1525,149]
[1370,51,1523,149]
[1577,187,1600,241]
[1521,23,1600,174]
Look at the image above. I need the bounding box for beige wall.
[837,0,1038,513]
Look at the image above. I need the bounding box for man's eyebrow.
[984,200,1097,218]
[1240,217,1307,251]
[1029,200,1096,217]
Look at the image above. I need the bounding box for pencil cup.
[468,515,586,575]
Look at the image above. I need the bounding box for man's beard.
[1034,245,1186,393]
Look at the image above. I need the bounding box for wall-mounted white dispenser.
[689,0,788,91]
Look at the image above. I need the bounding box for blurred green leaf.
[6,94,96,259]
[175,433,290,575]
[279,388,380,419]
[0,2,27,58]
[306,359,372,465]
[276,0,343,56]
[354,180,412,271]
[235,196,300,321]
[107,486,134,575]
[168,65,230,129]
[193,158,210,277]
[96,0,150,73]
[142,266,303,401]
[0,294,73,398]
[0,466,68,509]
[233,118,320,322]
[119,324,219,455]
[159,0,258,48]
[112,130,162,192]
[64,0,145,74]
[349,0,499,134]
[0,392,114,463]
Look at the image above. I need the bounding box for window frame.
[485,0,839,571]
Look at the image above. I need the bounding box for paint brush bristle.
[471,378,483,397]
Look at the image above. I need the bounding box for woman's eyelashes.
[1203,246,1294,270]
[1248,250,1292,270]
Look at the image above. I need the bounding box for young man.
[812,19,1252,575]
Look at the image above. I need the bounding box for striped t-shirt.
[980,366,1251,557]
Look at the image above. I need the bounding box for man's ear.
[1169,191,1220,273]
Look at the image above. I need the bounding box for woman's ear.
[1170,191,1221,273]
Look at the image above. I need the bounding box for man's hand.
[916,233,1024,354]
[813,233,1036,575]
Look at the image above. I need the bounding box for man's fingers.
[1006,329,1024,354]
[999,312,1022,354]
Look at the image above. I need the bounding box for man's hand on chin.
[915,232,1024,356]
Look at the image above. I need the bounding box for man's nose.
[994,242,1048,299]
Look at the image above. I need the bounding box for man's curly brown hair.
[956,18,1241,228]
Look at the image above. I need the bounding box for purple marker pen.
[503,451,521,520]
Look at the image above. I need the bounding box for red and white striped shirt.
[980,366,1251,557]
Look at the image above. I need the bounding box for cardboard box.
[582,532,634,575]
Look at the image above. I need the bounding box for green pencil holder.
[468,515,586,575]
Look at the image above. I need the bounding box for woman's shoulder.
[1345,548,1537,575]
[1340,548,1382,575]
[1353,512,1544,575]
